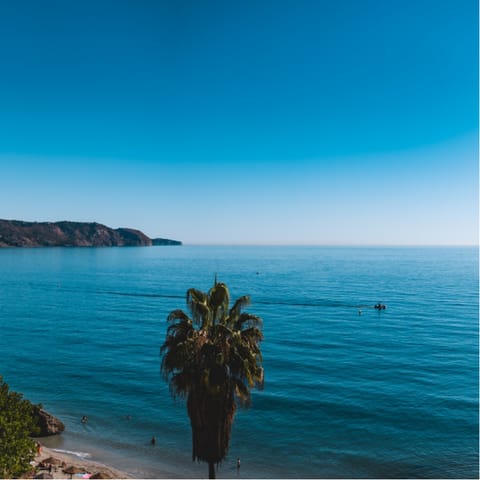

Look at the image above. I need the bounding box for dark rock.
[32,407,65,436]
[152,237,182,246]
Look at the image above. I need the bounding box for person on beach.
[237,457,241,470]
[151,436,156,445]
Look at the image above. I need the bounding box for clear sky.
[0,0,477,245]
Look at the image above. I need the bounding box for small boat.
[374,303,386,310]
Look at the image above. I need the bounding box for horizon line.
[180,243,479,248]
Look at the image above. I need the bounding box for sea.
[0,246,478,479]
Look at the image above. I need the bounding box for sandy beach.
[28,445,132,479]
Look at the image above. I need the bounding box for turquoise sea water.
[0,246,478,479]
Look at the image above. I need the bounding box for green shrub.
[0,376,39,478]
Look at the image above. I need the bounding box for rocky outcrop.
[0,220,181,247]
[152,237,182,246]
[32,407,65,436]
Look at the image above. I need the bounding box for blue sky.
[0,0,477,245]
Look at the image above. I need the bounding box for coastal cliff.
[0,220,181,247]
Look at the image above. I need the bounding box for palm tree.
[160,281,264,479]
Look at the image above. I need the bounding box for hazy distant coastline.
[0,219,181,247]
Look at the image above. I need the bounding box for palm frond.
[213,324,233,340]
[232,378,251,407]
[208,282,230,325]
[240,326,264,344]
[167,309,191,324]
[236,312,262,330]
[228,295,251,321]
[169,371,192,398]
[166,320,194,340]
[187,288,207,304]
[187,288,211,326]
[255,366,265,390]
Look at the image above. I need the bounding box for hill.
[0,220,181,247]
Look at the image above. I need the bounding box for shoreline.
[32,444,132,479]
[33,433,192,479]
[34,434,242,479]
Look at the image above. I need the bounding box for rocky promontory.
[0,219,182,247]
[152,237,182,246]
[32,406,65,436]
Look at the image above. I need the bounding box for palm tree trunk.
[208,461,216,479]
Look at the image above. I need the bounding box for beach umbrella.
[34,473,53,479]
[90,472,113,479]
[63,466,85,474]
[42,456,63,465]
[63,465,86,479]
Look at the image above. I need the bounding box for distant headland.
[0,219,182,247]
